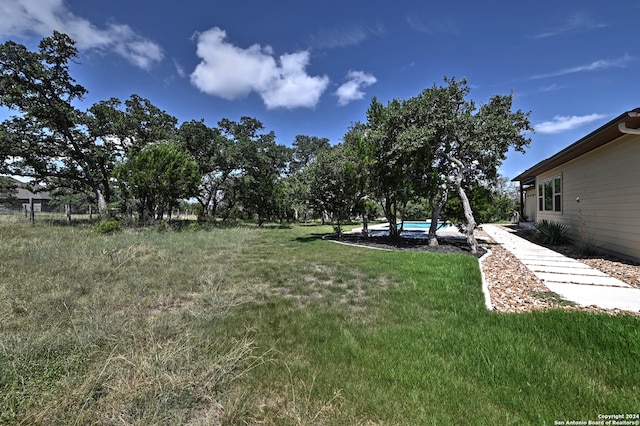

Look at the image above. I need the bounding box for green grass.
[1,219,639,425]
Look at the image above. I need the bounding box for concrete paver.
[482,224,640,313]
[535,272,630,287]
[543,283,640,311]
[529,266,607,276]
[520,260,593,269]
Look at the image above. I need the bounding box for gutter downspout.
[618,122,640,135]
[618,111,640,134]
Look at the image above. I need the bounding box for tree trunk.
[95,188,108,218]
[221,198,238,224]
[29,197,35,225]
[361,203,369,236]
[456,179,478,254]
[384,197,399,238]
[428,191,448,246]
[143,197,154,224]
[197,200,207,221]
[446,154,478,254]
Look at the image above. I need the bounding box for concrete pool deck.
[350,222,465,237]
[482,224,640,313]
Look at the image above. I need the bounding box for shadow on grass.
[295,233,331,243]
[259,223,293,230]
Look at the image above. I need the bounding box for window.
[538,175,562,212]
[553,176,562,212]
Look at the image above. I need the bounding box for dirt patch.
[266,262,396,315]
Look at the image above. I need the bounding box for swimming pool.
[376,221,452,230]
[397,221,451,230]
[351,220,458,238]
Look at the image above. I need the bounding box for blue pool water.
[363,221,456,238]
[398,221,450,230]
[377,221,451,230]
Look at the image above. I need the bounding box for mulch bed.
[324,233,487,257]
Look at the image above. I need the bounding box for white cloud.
[190,27,330,109]
[533,12,607,39]
[335,71,377,106]
[538,83,565,92]
[260,52,331,109]
[534,113,608,134]
[406,15,459,35]
[531,54,633,79]
[173,58,186,78]
[307,26,369,49]
[306,22,385,49]
[0,0,163,70]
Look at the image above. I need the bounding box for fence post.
[65,203,71,225]
[29,197,35,225]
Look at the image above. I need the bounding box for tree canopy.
[418,78,531,251]
[343,77,532,251]
[1,33,533,252]
[0,31,110,212]
[115,141,200,223]
[306,144,360,236]
[0,33,181,217]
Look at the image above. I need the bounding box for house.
[513,108,640,262]
[0,177,53,212]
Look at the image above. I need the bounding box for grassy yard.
[1,219,639,425]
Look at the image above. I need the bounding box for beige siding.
[524,188,537,222]
[536,133,640,261]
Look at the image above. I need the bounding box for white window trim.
[538,174,562,213]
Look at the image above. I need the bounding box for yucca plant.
[534,219,570,245]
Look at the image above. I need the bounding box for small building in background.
[0,177,54,212]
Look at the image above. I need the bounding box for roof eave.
[512,108,640,182]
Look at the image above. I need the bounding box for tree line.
[1,32,532,253]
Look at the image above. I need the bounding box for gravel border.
[479,225,640,315]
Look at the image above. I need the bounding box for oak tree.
[0,32,115,214]
[114,141,200,223]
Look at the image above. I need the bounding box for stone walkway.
[482,224,640,313]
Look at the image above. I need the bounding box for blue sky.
[1,0,639,179]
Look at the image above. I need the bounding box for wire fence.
[0,208,198,226]
[0,208,94,225]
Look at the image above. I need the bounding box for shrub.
[96,220,122,234]
[187,221,202,231]
[574,236,603,256]
[534,219,570,245]
[192,203,204,219]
